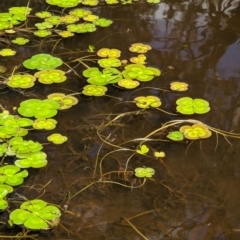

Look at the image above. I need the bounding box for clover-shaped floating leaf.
[118,79,140,89]
[0,48,16,57]
[57,31,74,38]
[11,37,29,45]
[167,131,184,141]
[134,96,161,109]
[0,21,10,31]
[7,74,36,89]
[129,43,152,53]
[33,118,57,130]
[82,85,107,96]
[9,137,43,154]
[0,184,13,210]
[83,14,99,22]
[147,0,160,3]
[135,167,155,178]
[105,0,119,4]
[23,54,63,71]
[35,22,53,30]
[69,8,92,18]
[130,54,147,64]
[0,144,7,157]
[9,7,32,15]
[0,12,26,26]
[0,165,28,186]
[176,97,210,115]
[15,152,48,168]
[93,18,113,27]
[136,145,149,155]
[67,23,96,33]
[82,0,99,6]
[179,124,212,140]
[83,67,122,85]
[122,64,160,81]
[47,93,78,110]
[61,15,79,24]
[98,58,121,68]
[44,16,62,25]
[170,82,188,92]
[34,70,67,84]
[46,0,80,8]
[47,133,68,144]
[154,151,165,158]
[18,99,60,118]
[9,199,61,230]
[35,11,52,19]
[34,30,52,37]
[97,48,121,58]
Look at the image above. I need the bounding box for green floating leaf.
[135,167,155,178]
[15,152,48,168]
[167,131,184,141]
[136,145,149,155]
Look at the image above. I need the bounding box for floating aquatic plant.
[135,167,155,178]
[69,8,92,18]
[67,23,96,33]
[46,0,80,8]
[0,12,26,26]
[57,31,74,38]
[167,131,184,141]
[47,133,68,144]
[0,184,13,210]
[136,145,149,155]
[0,21,11,30]
[61,15,79,24]
[130,54,147,64]
[34,70,67,84]
[18,99,60,118]
[97,58,121,68]
[154,151,165,158]
[122,64,161,81]
[129,43,152,53]
[0,144,7,157]
[176,97,210,115]
[118,78,140,89]
[9,199,61,230]
[35,11,52,19]
[0,48,16,57]
[15,152,48,168]
[93,18,113,27]
[82,85,107,96]
[47,93,78,110]
[0,165,28,186]
[105,0,119,4]
[7,74,36,89]
[83,14,99,22]
[82,0,99,6]
[44,16,61,25]
[146,0,160,3]
[134,96,161,109]
[23,54,63,71]
[11,37,29,45]
[83,67,122,85]
[170,82,188,91]
[34,30,52,37]
[97,48,121,58]
[179,124,212,140]
[33,118,57,130]
[9,137,43,154]
[9,7,32,15]
[35,22,53,30]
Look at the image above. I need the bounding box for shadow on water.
[1,0,240,239]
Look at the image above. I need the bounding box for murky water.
[1,0,240,239]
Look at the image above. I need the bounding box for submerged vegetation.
[0,0,240,239]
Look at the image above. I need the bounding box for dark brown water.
[1,0,240,239]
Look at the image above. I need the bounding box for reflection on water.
[1,0,240,239]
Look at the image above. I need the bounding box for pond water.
[1,0,240,239]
